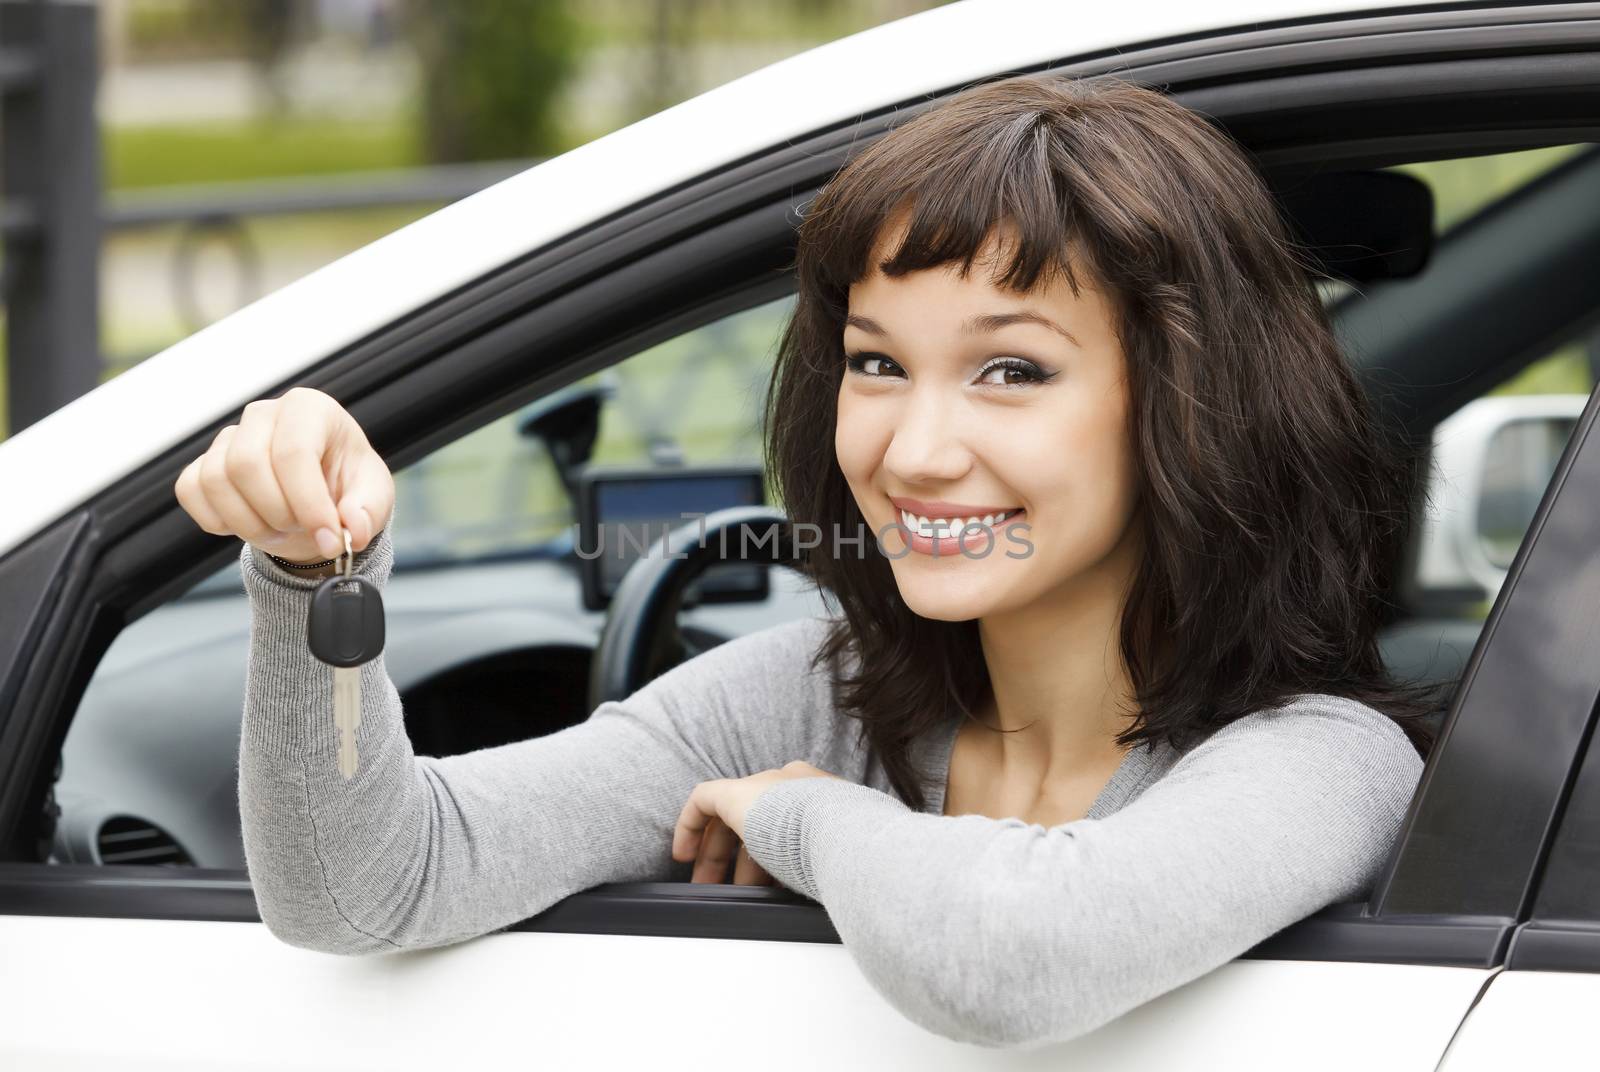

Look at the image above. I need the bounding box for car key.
[306,530,386,780]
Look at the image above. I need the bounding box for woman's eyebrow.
[845,311,1080,348]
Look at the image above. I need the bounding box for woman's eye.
[844,351,904,378]
[844,351,1057,388]
[976,357,1056,388]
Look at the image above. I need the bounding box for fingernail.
[315,527,340,558]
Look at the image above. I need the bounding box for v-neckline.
[920,711,1164,823]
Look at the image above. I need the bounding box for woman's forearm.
[740,698,1424,1049]
[236,523,849,954]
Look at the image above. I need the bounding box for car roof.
[0,0,1424,559]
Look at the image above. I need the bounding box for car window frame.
[1507,709,1600,973]
[4,5,1600,968]
[1503,515,1600,974]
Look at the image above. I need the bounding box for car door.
[5,5,1600,1068]
[1436,730,1600,1072]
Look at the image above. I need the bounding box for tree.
[404,0,583,162]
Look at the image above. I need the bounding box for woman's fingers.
[675,784,742,883]
[691,815,740,884]
[175,456,229,536]
[226,400,296,534]
[672,784,714,863]
[336,449,396,552]
[271,388,347,558]
[173,387,395,566]
[672,778,772,885]
[198,426,279,546]
[732,843,774,886]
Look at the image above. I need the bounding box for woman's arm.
[739,697,1425,1050]
[238,523,841,955]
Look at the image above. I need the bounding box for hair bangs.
[803,111,1090,308]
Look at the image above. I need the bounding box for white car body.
[0,915,1489,1069]
[0,0,1588,1067]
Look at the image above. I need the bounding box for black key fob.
[307,574,386,668]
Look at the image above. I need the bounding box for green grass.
[105,117,423,190]
[581,1,936,47]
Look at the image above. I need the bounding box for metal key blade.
[334,663,361,780]
[306,529,382,783]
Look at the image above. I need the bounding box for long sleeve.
[237,516,849,956]
[739,695,1425,1050]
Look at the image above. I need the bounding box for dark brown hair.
[762,74,1444,812]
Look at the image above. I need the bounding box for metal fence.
[1,0,100,437]
[0,0,537,437]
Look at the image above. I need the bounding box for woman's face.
[835,219,1142,622]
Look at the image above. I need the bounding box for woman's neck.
[974,521,1143,779]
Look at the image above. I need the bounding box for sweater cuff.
[238,525,396,758]
[741,777,910,904]
[243,524,394,591]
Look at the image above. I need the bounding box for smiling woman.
[210,71,1442,1053]
[764,73,1443,815]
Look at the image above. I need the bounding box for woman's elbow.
[892,998,1091,1051]
[257,905,404,957]
[924,991,1098,1052]
[859,948,1094,1051]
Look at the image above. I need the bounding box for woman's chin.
[895,578,1008,623]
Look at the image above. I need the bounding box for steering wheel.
[587,505,804,711]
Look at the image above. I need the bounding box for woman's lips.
[894,508,1028,557]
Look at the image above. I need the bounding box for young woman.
[176,74,1440,1050]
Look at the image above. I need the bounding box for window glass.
[1411,341,1597,625]
[1363,144,1598,698]
[391,294,794,566]
[1477,414,1581,569]
[1388,144,1591,232]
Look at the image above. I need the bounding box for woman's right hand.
[173,387,395,565]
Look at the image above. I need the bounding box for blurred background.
[0,0,1593,454]
[0,0,952,442]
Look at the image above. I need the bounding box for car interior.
[40,135,1600,875]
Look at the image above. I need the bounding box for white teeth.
[899,508,1019,538]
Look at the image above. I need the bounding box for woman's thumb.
[336,500,373,551]
[337,467,393,552]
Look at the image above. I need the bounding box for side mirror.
[1414,394,1588,608]
[1475,413,1580,569]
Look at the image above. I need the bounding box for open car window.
[52,295,799,869]
[1340,145,1598,708]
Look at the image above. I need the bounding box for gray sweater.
[237,522,1425,1049]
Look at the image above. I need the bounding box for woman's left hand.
[672,761,842,884]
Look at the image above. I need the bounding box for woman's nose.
[881,388,971,486]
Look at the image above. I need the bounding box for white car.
[4,1,1600,1067]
